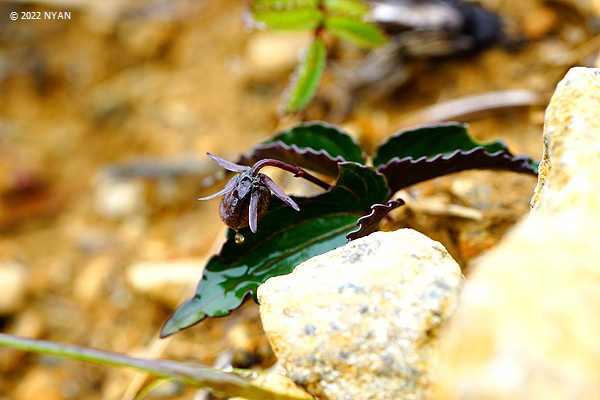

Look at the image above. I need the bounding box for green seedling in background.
[248,0,388,114]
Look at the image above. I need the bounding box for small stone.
[93,171,145,219]
[73,256,114,306]
[258,229,462,400]
[0,310,45,372]
[125,259,205,308]
[226,324,258,355]
[523,7,558,39]
[0,261,27,315]
[14,366,64,400]
[245,32,311,77]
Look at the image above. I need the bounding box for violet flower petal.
[197,175,238,200]
[260,174,300,211]
[207,153,249,173]
[249,189,260,233]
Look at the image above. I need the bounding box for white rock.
[93,172,145,219]
[125,259,205,308]
[0,261,27,315]
[258,229,462,400]
[434,68,600,400]
[531,67,600,213]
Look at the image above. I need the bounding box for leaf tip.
[159,321,179,338]
[160,298,207,338]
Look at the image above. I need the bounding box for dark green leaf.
[238,121,366,177]
[161,163,389,337]
[373,122,508,168]
[373,122,539,193]
[249,0,323,31]
[282,36,327,114]
[325,16,388,48]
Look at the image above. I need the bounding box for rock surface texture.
[434,67,600,400]
[258,229,462,400]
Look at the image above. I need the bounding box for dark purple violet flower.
[199,153,301,235]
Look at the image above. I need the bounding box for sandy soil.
[0,0,598,399]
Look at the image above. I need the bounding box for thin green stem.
[0,333,308,400]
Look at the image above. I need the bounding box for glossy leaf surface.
[373,123,508,167]
[373,123,538,193]
[161,163,389,337]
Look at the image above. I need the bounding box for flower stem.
[250,158,331,190]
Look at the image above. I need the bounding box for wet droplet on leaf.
[234,232,245,244]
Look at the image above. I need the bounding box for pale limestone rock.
[531,67,600,212]
[434,67,600,400]
[258,229,462,400]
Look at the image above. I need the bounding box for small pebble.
[0,261,27,315]
[523,7,558,39]
[93,172,145,219]
[245,32,311,76]
[125,259,205,307]
[73,256,114,306]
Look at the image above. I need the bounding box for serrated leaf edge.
[346,198,405,240]
[377,147,538,175]
[376,146,538,195]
